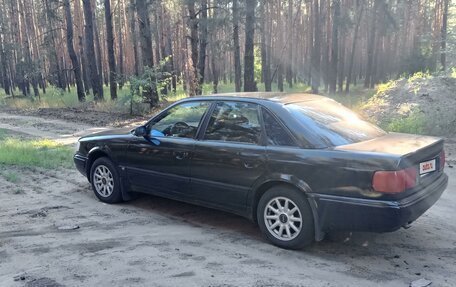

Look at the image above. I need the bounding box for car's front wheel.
[90,157,123,203]
[257,185,314,249]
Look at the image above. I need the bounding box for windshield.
[286,99,386,147]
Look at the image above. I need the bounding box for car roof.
[187,92,328,105]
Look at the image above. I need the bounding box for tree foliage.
[0,0,453,105]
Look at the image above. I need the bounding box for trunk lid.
[335,133,445,197]
[334,133,443,160]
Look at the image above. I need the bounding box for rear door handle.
[175,151,189,160]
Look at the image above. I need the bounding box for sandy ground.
[0,113,455,287]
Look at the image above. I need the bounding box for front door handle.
[175,151,189,160]
[243,162,254,169]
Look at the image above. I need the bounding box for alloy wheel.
[93,165,114,197]
[264,196,303,241]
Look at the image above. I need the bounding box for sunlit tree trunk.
[64,0,85,102]
[82,0,103,100]
[104,0,117,100]
[311,0,321,93]
[233,0,242,92]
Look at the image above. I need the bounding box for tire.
[90,157,123,204]
[257,185,314,249]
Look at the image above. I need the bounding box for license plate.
[420,159,436,175]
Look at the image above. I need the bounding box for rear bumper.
[313,173,448,233]
[74,153,88,177]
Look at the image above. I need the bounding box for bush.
[383,109,426,134]
[129,58,172,113]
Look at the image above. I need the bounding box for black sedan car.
[74,93,448,249]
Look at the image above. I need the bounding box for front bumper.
[313,173,448,233]
[74,153,88,177]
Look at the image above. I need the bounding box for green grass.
[323,85,376,111]
[0,129,7,139]
[2,171,20,183]
[0,129,73,169]
[0,85,132,109]
[383,109,426,134]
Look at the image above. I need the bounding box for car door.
[125,101,210,198]
[191,101,267,214]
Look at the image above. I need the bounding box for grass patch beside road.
[0,129,73,169]
[1,171,20,183]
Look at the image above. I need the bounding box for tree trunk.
[277,0,284,92]
[44,0,64,90]
[286,0,293,88]
[329,0,340,94]
[0,37,10,96]
[64,0,85,102]
[196,0,208,95]
[162,6,176,92]
[19,0,38,97]
[337,35,345,93]
[136,0,154,68]
[136,0,158,107]
[260,1,271,91]
[210,0,219,93]
[244,0,256,92]
[0,1,10,95]
[233,0,242,92]
[104,0,117,100]
[74,0,89,93]
[161,4,177,92]
[79,36,90,93]
[365,0,379,88]
[187,0,199,96]
[118,0,125,89]
[129,0,139,75]
[153,3,161,65]
[92,5,104,90]
[82,0,103,100]
[441,0,449,71]
[345,1,364,94]
[311,0,321,93]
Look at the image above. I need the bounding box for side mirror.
[134,126,148,137]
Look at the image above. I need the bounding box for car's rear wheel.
[90,157,123,203]
[257,185,314,249]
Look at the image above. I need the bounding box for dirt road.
[0,112,455,287]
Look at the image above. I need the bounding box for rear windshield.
[286,99,386,147]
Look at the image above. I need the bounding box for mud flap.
[306,196,325,241]
[118,166,137,201]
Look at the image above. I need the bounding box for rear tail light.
[440,150,446,170]
[372,167,417,193]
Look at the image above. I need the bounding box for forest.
[0,0,453,109]
[1,2,456,284]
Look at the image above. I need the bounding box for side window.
[204,102,261,144]
[262,108,296,146]
[149,101,209,139]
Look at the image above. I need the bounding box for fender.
[86,145,113,174]
[86,145,133,201]
[248,173,325,241]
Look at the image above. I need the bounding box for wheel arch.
[85,147,113,182]
[251,178,324,241]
